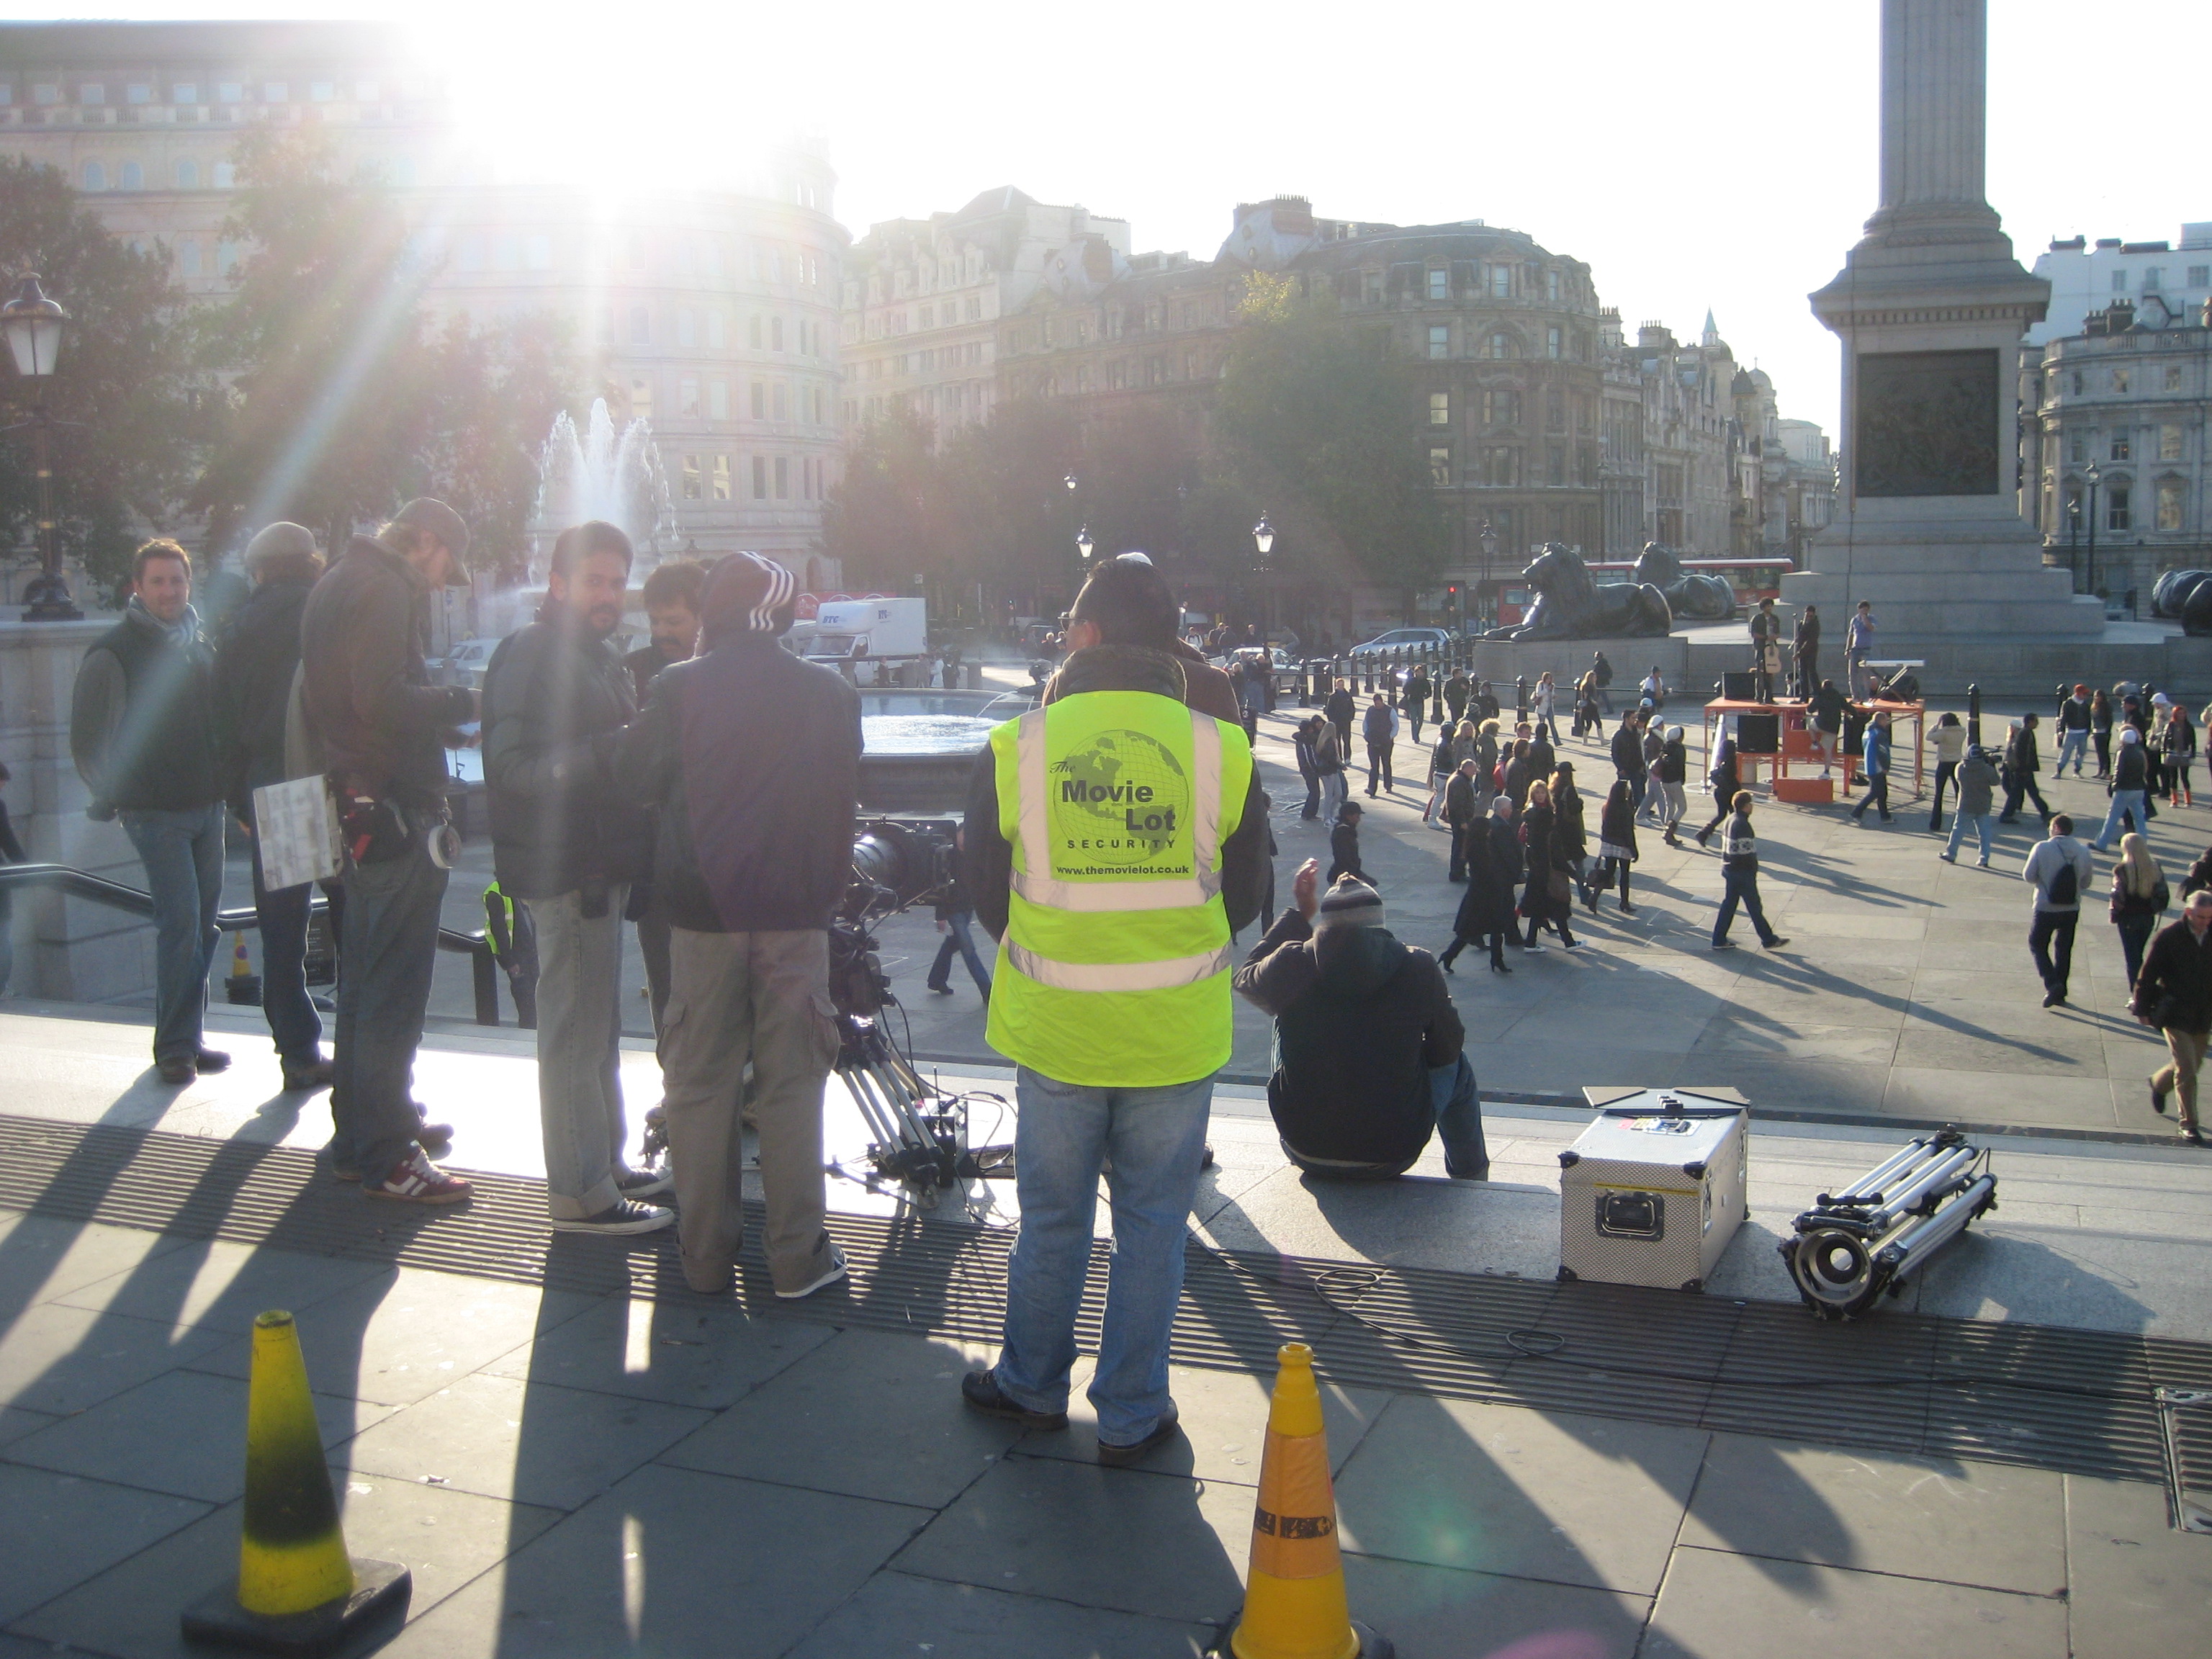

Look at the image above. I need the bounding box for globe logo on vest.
[1050,730,1192,867]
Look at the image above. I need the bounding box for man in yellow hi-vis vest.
[957,554,1268,1465]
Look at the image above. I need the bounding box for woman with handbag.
[1441,795,1520,975]
[2110,832,2171,992]
[1517,780,1582,952]
[1588,779,1640,914]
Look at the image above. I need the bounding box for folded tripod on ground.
[1780,1128,1998,1319]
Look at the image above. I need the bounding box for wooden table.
[1701,697,1925,804]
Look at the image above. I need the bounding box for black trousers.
[1713,866,1776,945]
[2029,909,2079,998]
[2000,772,2050,821]
[1928,760,1959,829]
[1851,771,1892,821]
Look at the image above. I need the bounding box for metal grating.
[0,1112,2190,1485]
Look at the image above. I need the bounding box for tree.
[1213,273,1447,598]
[0,156,202,594]
[192,132,575,574]
[821,404,952,591]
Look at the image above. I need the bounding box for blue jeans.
[2094,790,2147,850]
[2056,730,2090,775]
[250,831,324,1069]
[331,838,449,1182]
[994,1066,1213,1447]
[1944,812,1994,863]
[120,804,226,1065]
[926,909,992,996]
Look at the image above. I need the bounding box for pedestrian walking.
[1314,717,1348,827]
[1640,665,1666,711]
[210,523,333,1092]
[1591,650,1616,714]
[1711,792,1788,950]
[925,873,993,1002]
[1636,719,1667,825]
[2110,832,2170,993]
[1552,761,1588,891]
[1444,759,1481,881]
[1328,800,1368,885]
[1534,670,1557,741]
[2093,727,2153,850]
[1473,679,1502,725]
[2162,701,2197,806]
[1791,605,1820,700]
[1844,600,1875,700]
[1294,715,1323,821]
[1421,729,1455,825]
[70,540,229,1087]
[1587,778,1640,914]
[1402,662,1431,747]
[1695,737,1740,847]
[2089,688,2116,778]
[1807,678,1847,775]
[1656,725,1689,847]
[1517,781,1582,951]
[1442,667,1471,729]
[1440,799,1519,974]
[1940,745,2001,866]
[485,520,670,1236]
[1470,718,1500,795]
[1503,739,1534,811]
[1325,678,1356,758]
[1926,711,1966,832]
[1611,707,1647,813]
[1851,709,1896,824]
[2056,683,2093,777]
[2023,814,2093,1008]
[2000,711,2054,824]
[300,499,477,1200]
[1362,692,1399,795]
[2134,888,2212,1144]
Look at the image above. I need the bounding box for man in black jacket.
[2136,889,2212,1144]
[616,553,860,1298]
[485,521,667,1235]
[1234,865,1485,1179]
[300,498,477,1204]
[618,558,706,1037]
[70,539,229,1085]
[211,522,331,1091]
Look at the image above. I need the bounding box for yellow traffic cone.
[1226,1343,1390,1659]
[181,1310,410,1653]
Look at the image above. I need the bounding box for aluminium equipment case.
[1557,1089,1748,1292]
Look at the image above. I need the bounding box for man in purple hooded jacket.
[616,554,861,1300]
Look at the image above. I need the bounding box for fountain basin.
[859,688,1037,813]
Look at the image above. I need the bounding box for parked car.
[1215,645,1305,697]
[1347,626,1452,657]
[435,637,500,689]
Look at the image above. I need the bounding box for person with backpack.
[1998,712,2052,824]
[2023,813,2094,1008]
[2109,832,2171,993]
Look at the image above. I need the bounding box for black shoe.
[1440,958,1456,974]
[1489,959,1512,974]
[1712,939,1736,950]
[549,1199,674,1236]
[416,1118,454,1152]
[195,1048,232,1074]
[2042,989,2065,1008]
[1097,1405,1180,1467]
[156,1057,197,1085]
[1763,936,1790,950]
[282,1057,336,1092]
[2152,1078,2170,1115]
[926,983,954,995]
[961,1370,1069,1430]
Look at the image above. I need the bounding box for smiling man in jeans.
[956,556,1269,1466]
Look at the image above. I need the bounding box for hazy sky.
[11,1,2200,433]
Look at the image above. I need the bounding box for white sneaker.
[1563,940,1586,952]
[776,1246,849,1300]
[550,1199,673,1235]
[1521,940,1545,953]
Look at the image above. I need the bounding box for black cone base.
[181,1558,410,1655]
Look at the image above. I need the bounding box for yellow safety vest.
[984,690,1252,1089]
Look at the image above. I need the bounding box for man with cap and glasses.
[300,498,477,1204]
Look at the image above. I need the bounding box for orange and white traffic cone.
[1225,1343,1390,1659]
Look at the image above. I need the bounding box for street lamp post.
[2067,493,2080,590]
[2083,460,2102,602]
[1250,513,1274,641]
[1,274,80,621]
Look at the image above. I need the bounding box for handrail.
[0,862,505,1024]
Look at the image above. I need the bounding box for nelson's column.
[1782,0,2110,670]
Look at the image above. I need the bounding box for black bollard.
[1515,675,1529,719]
[1967,683,1982,750]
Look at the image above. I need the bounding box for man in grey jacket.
[70,539,229,1084]
[2023,814,2095,1008]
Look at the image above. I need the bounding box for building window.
[748,315,763,351]
[752,457,767,498]
[217,82,243,104]
[263,82,287,104]
[1487,332,1518,359]
[1483,389,1520,427]
[125,83,151,104]
[1488,266,1511,298]
[2158,478,2186,533]
[456,235,484,271]
[1429,446,1452,486]
[495,236,521,271]
[356,80,380,102]
[1547,444,1567,486]
[712,455,732,501]
[774,457,789,500]
[1484,446,1519,487]
[2070,370,2084,396]
[81,161,105,191]
[772,384,788,421]
[526,234,552,269]
[1427,324,1448,359]
[118,161,142,190]
[770,317,785,351]
[1546,269,1562,303]
[680,377,700,417]
[709,379,729,420]
[2112,367,2131,394]
[80,83,105,105]
[706,311,725,349]
[2144,267,2163,292]
[2069,431,2088,464]
[681,455,702,500]
[750,382,765,420]
[310,81,334,102]
[2167,365,2185,393]
[32,83,59,106]
[2110,431,2131,462]
[2112,270,2130,294]
[2108,484,2131,531]
[1545,391,1566,433]
[629,377,652,420]
[2162,424,2184,462]
[1426,267,1449,301]
[1547,326,1563,359]
[177,239,201,276]
[628,305,650,344]
[1429,391,1450,426]
[172,83,197,103]
[176,159,197,188]
[1074,363,1092,393]
[677,308,697,348]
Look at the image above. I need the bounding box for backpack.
[2046,854,2078,908]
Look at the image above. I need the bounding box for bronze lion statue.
[1632,543,1738,622]
[1485,544,1673,641]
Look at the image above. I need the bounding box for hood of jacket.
[1043,643,1186,703]
[1313,922,1411,997]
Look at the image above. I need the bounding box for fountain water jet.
[529,397,676,582]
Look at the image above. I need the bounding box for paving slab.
[2064,1473,2212,1659]
[481,1294,836,1409]
[374,1462,930,1659]
[0,1210,193,1309]
[781,1570,1215,1659]
[0,1406,55,1449]
[181,1266,599,1406]
[1338,1552,1650,1659]
[9,1471,564,1658]
[0,1461,208,1623]
[0,1302,222,1416]
[4,1367,392,1503]
[1680,1433,2067,1594]
[1640,1542,2069,1658]
[659,1328,1024,1511]
[51,1236,395,1334]
[1330,1394,1707,1596]
[341,1370,711,1511]
[892,1452,1251,1624]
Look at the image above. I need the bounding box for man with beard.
[484,521,667,1233]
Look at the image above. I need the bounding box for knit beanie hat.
[1314,876,1383,933]
[701,552,797,641]
[243,521,318,575]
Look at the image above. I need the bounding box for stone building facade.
[0,20,846,577]
[2025,295,2212,606]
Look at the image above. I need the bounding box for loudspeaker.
[1721,671,1760,701]
[1843,708,1870,753]
[1736,712,1781,755]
